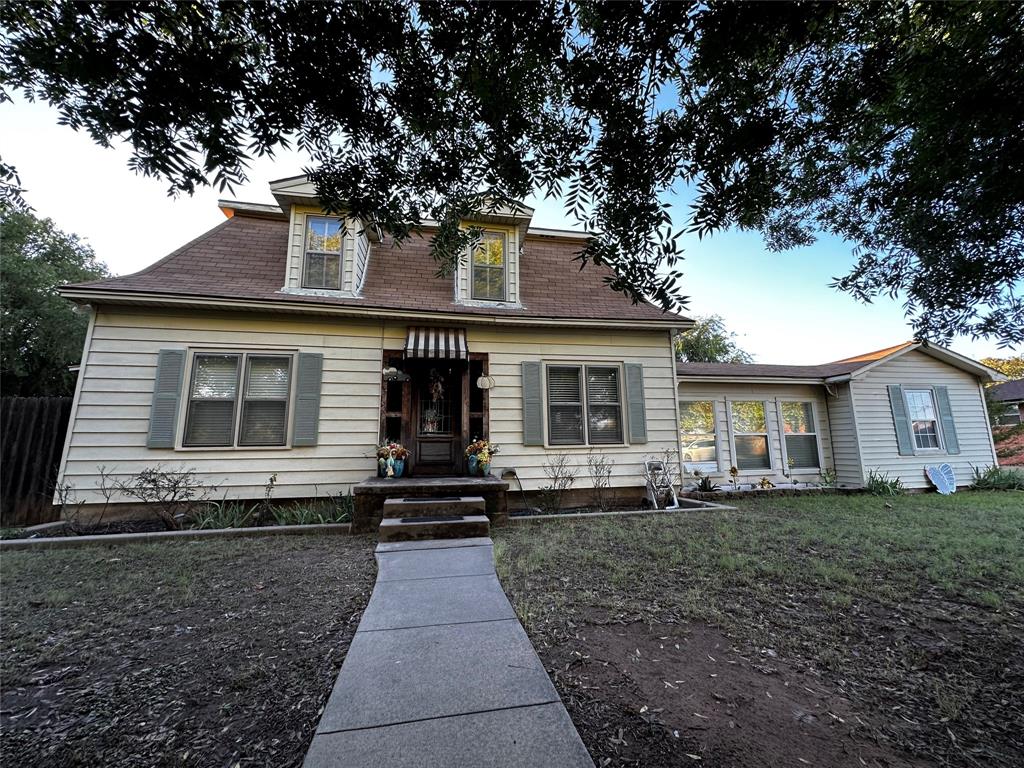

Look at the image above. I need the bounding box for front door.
[410,360,464,474]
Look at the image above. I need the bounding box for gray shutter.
[147,349,186,448]
[521,361,544,446]
[624,363,647,444]
[887,385,915,456]
[934,385,960,455]
[292,352,324,446]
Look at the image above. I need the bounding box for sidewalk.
[304,537,594,767]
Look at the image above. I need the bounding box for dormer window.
[471,230,507,301]
[302,216,343,290]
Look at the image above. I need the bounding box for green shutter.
[624,363,647,444]
[147,349,186,448]
[934,386,960,455]
[521,361,543,446]
[887,384,915,456]
[292,352,324,446]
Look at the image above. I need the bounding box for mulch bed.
[1,535,376,767]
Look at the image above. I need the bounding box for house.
[54,175,1006,517]
[989,379,1024,426]
[54,176,686,513]
[677,342,1005,490]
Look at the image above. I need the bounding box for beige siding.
[676,382,834,483]
[470,326,678,490]
[58,310,676,504]
[850,350,997,489]
[825,382,865,487]
[59,307,385,504]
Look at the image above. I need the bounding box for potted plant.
[464,439,500,476]
[377,442,410,478]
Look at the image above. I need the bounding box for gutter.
[676,375,828,385]
[59,288,690,332]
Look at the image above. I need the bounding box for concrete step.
[382,496,486,519]
[378,515,490,543]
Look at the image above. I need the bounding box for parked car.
[682,439,717,463]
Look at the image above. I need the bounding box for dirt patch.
[1,535,375,766]
[993,425,1024,465]
[540,620,923,767]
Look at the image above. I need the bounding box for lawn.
[494,491,1024,768]
[1,535,376,767]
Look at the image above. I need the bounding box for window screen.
[303,216,343,290]
[547,365,584,445]
[782,401,819,469]
[731,401,770,470]
[239,356,291,446]
[586,366,622,444]
[471,231,506,301]
[184,354,240,447]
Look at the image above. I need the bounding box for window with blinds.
[183,352,293,447]
[545,364,623,446]
[781,401,820,469]
[730,400,770,470]
[547,365,584,445]
[302,216,344,290]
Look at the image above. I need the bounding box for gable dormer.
[270,175,373,296]
[454,199,533,307]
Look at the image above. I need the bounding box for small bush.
[695,475,721,493]
[969,464,1024,491]
[539,455,578,514]
[866,469,904,496]
[192,500,254,529]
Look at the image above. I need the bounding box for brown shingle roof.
[676,342,930,380]
[65,214,684,324]
[991,379,1024,402]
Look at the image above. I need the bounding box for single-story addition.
[989,378,1024,426]
[677,342,1005,490]
[55,176,686,513]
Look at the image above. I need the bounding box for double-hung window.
[302,216,344,290]
[679,400,718,472]
[731,401,770,470]
[781,401,820,469]
[905,389,941,450]
[183,352,292,447]
[471,231,507,301]
[546,364,623,445]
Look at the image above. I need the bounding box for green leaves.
[2,1,1022,341]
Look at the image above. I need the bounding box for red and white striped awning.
[405,327,468,360]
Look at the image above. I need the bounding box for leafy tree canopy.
[1,211,110,396]
[674,314,753,364]
[981,356,1024,380]
[2,1,1022,343]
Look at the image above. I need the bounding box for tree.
[674,315,753,364]
[981,356,1024,380]
[1,211,110,396]
[2,1,1022,343]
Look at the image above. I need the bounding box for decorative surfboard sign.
[925,463,956,495]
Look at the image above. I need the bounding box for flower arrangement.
[729,465,739,489]
[464,439,500,476]
[377,442,409,478]
[758,476,775,489]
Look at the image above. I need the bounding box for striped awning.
[405,327,468,360]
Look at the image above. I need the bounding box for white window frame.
[678,399,722,475]
[177,348,298,451]
[543,362,627,448]
[777,398,824,474]
[903,387,944,452]
[727,398,773,472]
[470,229,509,302]
[301,215,345,291]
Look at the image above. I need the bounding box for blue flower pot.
[479,462,490,477]
[467,454,479,476]
[393,459,405,478]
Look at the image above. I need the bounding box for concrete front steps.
[377,496,490,542]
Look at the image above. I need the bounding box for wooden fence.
[1,397,72,527]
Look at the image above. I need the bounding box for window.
[302,216,343,290]
[546,364,623,445]
[471,231,506,301]
[183,352,292,447]
[781,401,820,469]
[731,401,770,470]
[679,401,717,472]
[905,389,941,449]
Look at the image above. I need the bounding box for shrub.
[695,475,721,493]
[192,500,254,529]
[969,465,1024,491]
[866,469,904,497]
[539,455,578,514]
[586,450,614,512]
[115,466,218,530]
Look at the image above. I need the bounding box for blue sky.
[3,94,1014,364]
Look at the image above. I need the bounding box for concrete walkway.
[304,537,594,767]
